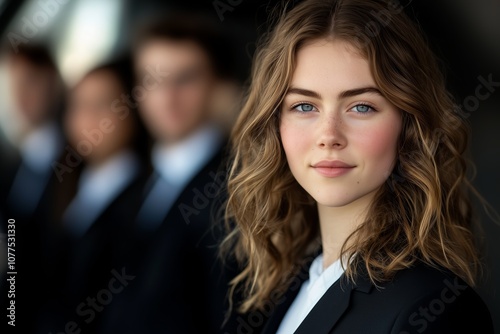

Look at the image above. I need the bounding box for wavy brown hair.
[223,0,483,312]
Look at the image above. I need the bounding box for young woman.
[222,0,494,333]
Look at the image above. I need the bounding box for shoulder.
[370,262,494,333]
[378,261,481,304]
[384,261,467,294]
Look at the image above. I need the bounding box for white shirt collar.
[276,253,346,334]
[151,124,222,187]
[77,149,139,199]
[20,122,62,173]
[306,253,345,296]
[63,150,140,237]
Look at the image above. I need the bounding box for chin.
[308,191,356,208]
[316,186,384,210]
[314,197,359,208]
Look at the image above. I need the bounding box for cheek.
[279,119,312,166]
[66,113,88,146]
[355,120,400,171]
[105,114,124,136]
[184,86,211,112]
[183,93,204,115]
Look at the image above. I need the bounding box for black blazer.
[224,260,494,334]
[0,143,68,334]
[31,162,150,333]
[101,146,231,334]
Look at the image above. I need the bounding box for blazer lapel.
[261,258,314,334]
[294,261,373,334]
[293,277,352,334]
[260,280,305,334]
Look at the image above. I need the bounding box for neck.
[86,148,126,169]
[159,120,213,147]
[317,190,377,269]
[20,120,50,141]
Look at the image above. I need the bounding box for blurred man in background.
[0,44,66,333]
[101,14,236,334]
[0,44,64,221]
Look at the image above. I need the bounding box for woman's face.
[280,39,402,208]
[65,70,135,164]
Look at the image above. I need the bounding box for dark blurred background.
[0,0,498,332]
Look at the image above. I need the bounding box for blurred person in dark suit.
[0,44,66,332]
[0,44,64,222]
[101,13,237,334]
[36,57,150,333]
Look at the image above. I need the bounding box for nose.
[316,112,347,149]
[157,80,180,106]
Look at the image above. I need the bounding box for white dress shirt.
[276,253,346,334]
[136,124,222,230]
[63,150,140,237]
[20,121,62,173]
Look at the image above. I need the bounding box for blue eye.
[351,104,375,113]
[293,103,316,113]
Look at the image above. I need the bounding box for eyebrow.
[286,86,383,100]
